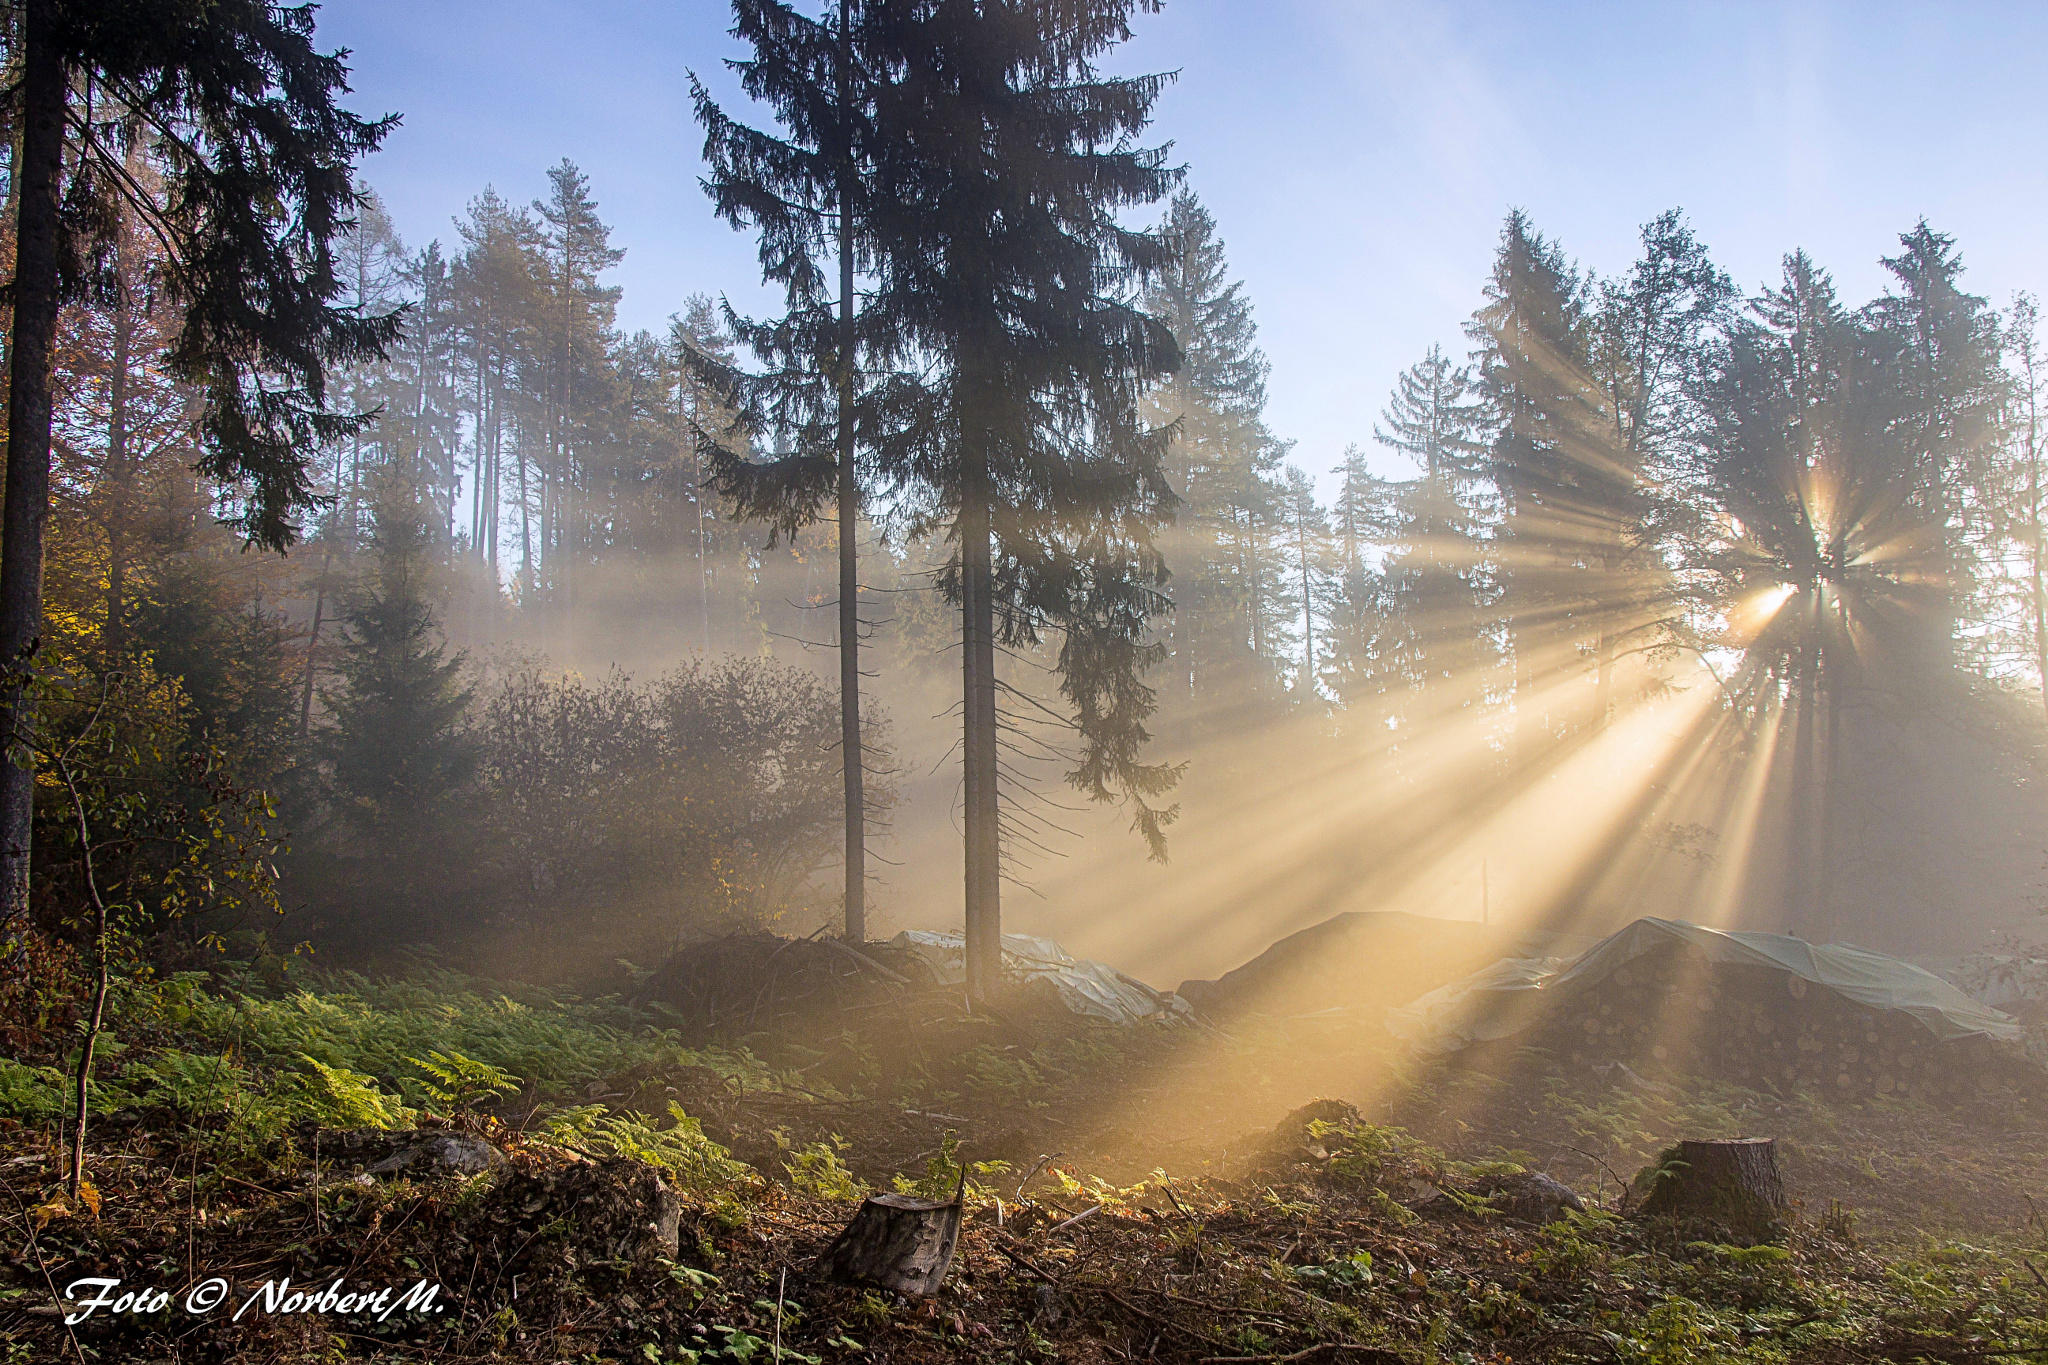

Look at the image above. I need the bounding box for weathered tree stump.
[1634,1137,1788,1242]
[817,1180,965,1297]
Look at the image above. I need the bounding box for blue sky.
[322,0,2048,489]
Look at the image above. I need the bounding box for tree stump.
[1634,1138,1788,1242]
[817,1180,966,1297]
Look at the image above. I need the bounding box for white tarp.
[1387,916,2024,1055]
[890,929,1191,1025]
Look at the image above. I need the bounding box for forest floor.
[4,958,2048,1363]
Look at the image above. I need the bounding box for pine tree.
[863,0,1182,999]
[1862,221,2007,672]
[1141,189,1286,714]
[1465,210,1604,754]
[1,0,397,926]
[322,475,475,848]
[532,160,626,609]
[392,241,465,539]
[1586,209,1733,722]
[1359,350,1493,724]
[691,0,895,942]
[1276,465,1335,695]
[1688,250,1854,937]
[1374,345,1487,486]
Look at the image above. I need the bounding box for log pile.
[1487,941,2037,1103]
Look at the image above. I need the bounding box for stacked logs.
[1494,942,2036,1104]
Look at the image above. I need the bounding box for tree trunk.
[1635,1137,1788,1242]
[0,3,67,928]
[961,459,1001,1002]
[817,1184,965,1297]
[835,0,865,945]
[297,546,333,741]
[104,238,134,658]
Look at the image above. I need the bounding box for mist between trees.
[9,6,2048,992]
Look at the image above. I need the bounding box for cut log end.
[817,1190,966,1297]
[1635,1137,1789,1243]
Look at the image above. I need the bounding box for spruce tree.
[322,475,475,849]
[1688,250,1853,936]
[1363,351,1492,723]
[1861,221,2006,671]
[532,160,625,608]
[1,0,396,927]
[1465,210,1603,754]
[1140,189,1285,713]
[1277,465,1335,695]
[1587,210,1733,722]
[862,0,1182,999]
[691,0,894,942]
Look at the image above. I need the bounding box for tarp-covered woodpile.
[1174,911,1570,1021]
[1389,917,2035,1100]
[891,930,1192,1025]
[634,929,1188,1042]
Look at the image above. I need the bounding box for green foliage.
[0,1057,74,1123]
[1530,1209,1628,1280]
[26,664,286,941]
[775,1132,863,1200]
[405,1048,520,1111]
[122,1049,249,1118]
[1307,1116,1444,1190]
[1626,1296,1734,1365]
[1294,1249,1375,1290]
[891,1131,1009,1201]
[277,1055,414,1129]
[473,658,864,944]
[541,1101,754,1196]
[122,966,776,1103]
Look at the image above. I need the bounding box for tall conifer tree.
[863,0,1182,999]
[1465,211,1602,754]
[1141,189,1284,713]
[0,0,396,928]
[692,0,895,942]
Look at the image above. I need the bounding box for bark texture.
[817,1188,965,1297]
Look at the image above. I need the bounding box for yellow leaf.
[76,1183,102,1219]
[29,1196,68,1229]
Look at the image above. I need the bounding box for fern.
[404,1049,520,1111]
[124,1051,248,1118]
[0,1058,72,1123]
[279,1055,414,1129]
[775,1131,864,1200]
[539,1101,754,1195]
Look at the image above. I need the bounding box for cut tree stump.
[817,1174,966,1297]
[1634,1137,1788,1242]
